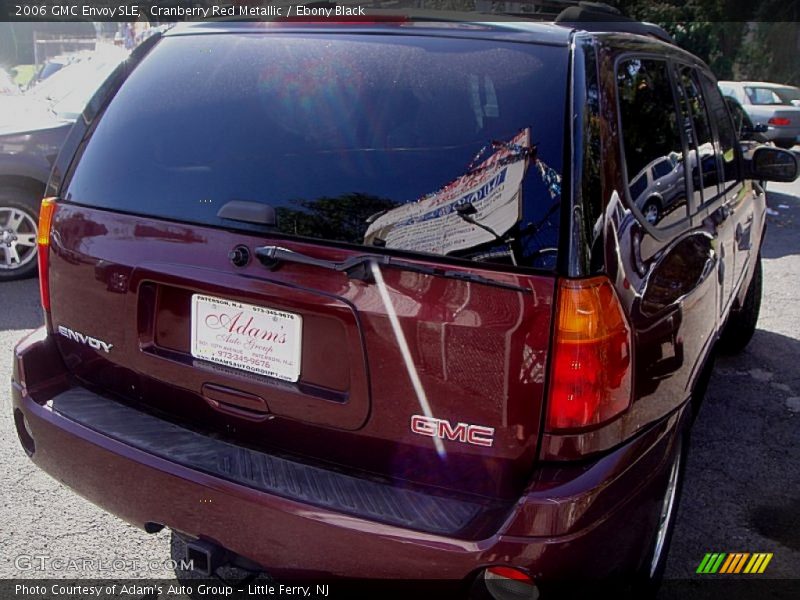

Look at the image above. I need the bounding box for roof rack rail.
[554,1,673,43]
[476,0,584,21]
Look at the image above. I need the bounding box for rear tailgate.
[46,29,568,502]
[49,206,555,498]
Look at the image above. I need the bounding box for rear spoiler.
[554,1,674,44]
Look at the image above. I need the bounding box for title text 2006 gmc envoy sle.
[11,16,799,600]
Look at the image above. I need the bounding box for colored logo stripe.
[697,552,773,574]
[697,553,726,573]
[744,553,773,574]
[720,553,749,573]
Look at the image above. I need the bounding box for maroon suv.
[11,17,798,599]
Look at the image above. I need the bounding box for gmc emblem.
[410,415,495,447]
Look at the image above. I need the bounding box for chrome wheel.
[650,445,682,577]
[0,206,38,272]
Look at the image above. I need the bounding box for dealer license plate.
[190,294,302,382]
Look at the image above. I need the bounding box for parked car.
[628,153,686,225]
[719,80,800,148]
[724,95,770,144]
[0,47,126,280]
[11,15,798,600]
[26,45,128,91]
[26,54,74,89]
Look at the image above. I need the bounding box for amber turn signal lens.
[37,197,58,311]
[546,277,632,431]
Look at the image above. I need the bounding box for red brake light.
[485,566,533,583]
[483,566,537,599]
[37,197,57,311]
[546,277,632,431]
[768,117,791,126]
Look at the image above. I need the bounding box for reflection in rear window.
[64,34,567,269]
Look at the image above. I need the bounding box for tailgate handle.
[217,200,276,227]
[201,383,270,421]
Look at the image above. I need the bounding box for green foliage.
[12,64,35,88]
[738,21,800,85]
[615,2,741,79]
[615,0,799,84]
[276,193,400,245]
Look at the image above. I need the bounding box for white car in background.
[0,45,128,279]
[23,45,128,120]
[719,81,800,148]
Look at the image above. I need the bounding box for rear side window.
[616,58,688,228]
[745,87,783,105]
[64,34,568,270]
[776,86,800,103]
[652,159,673,180]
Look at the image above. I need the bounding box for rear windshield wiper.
[254,245,531,294]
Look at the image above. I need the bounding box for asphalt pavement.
[1,179,798,589]
[660,177,800,592]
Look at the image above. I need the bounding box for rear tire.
[628,428,687,598]
[587,427,687,600]
[719,256,762,354]
[0,187,41,281]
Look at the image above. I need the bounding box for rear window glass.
[775,86,800,103]
[64,34,567,270]
[745,86,783,105]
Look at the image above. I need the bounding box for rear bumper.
[12,329,687,583]
[763,125,800,145]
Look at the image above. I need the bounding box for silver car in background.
[719,81,800,148]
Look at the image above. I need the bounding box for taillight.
[546,277,632,431]
[37,197,57,311]
[768,117,791,126]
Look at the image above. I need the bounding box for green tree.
[737,0,800,85]
[276,193,400,245]
[616,1,749,79]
